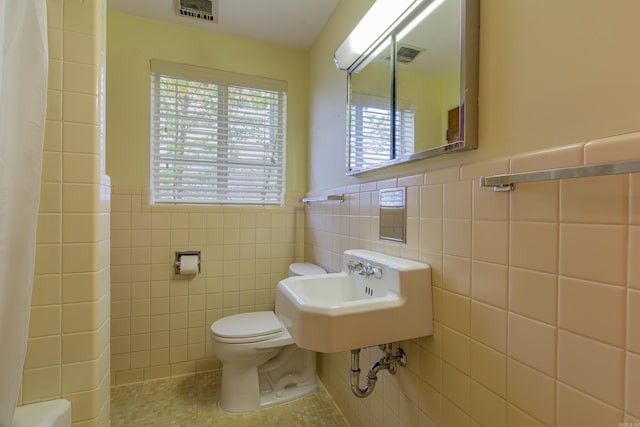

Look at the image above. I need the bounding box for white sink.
[275,249,433,353]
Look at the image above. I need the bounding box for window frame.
[149,60,287,206]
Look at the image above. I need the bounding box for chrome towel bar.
[479,159,640,192]
[298,194,345,203]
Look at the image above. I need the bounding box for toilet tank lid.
[211,311,283,339]
[289,263,326,276]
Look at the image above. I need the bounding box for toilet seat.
[211,311,285,344]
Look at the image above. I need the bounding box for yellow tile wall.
[23,0,110,426]
[109,188,305,385]
[307,132,640,426]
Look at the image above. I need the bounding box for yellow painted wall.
[308,0,375,184]
[309,0,640,190]
[106,12,310,193]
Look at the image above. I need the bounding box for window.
[150,60,287,205]
[348,94,415,170]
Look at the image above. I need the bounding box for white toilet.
[210,262,326,413]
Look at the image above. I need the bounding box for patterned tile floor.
[111,371,349,426]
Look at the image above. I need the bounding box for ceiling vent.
[396,45,424,64]
[383,45,425,65]
[174,0,218,23]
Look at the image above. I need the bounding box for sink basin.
[275,249,433,353]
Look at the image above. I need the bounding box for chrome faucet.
[361,263,383,280]
[347,260,364,274]
[347,260,382,280]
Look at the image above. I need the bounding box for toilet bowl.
[210,262,326,413]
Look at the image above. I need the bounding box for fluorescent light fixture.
[350,37,391,73]
[397,0,447,41]
[334,0,447,70]
[334,0,416,70]
[348,0,413,53]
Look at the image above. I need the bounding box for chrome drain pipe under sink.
[350,343,406,398]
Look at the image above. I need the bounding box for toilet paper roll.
[179,254,199,274]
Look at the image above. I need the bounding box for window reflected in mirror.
[348,38,418,171]
[348,41,394,170]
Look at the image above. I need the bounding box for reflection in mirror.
[396,0,461,152]
[336,0,478,175]
[379,187,406,242]
[348,41,395,170]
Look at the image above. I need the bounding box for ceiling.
[107,0,340,49]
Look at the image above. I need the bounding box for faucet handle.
[371,266,383,280]
[365,263,383,279]
[347,259,363,274]
[359,263,372,277]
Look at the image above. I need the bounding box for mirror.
[336,0,479,175]
[347,42,394,170]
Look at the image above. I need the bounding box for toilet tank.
[288,263,326,277]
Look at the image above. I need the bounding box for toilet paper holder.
[175,251,201,274]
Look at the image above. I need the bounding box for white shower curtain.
[0,0,48,425]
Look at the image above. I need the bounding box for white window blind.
[150,60,287,205]
[349,94,415,170]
